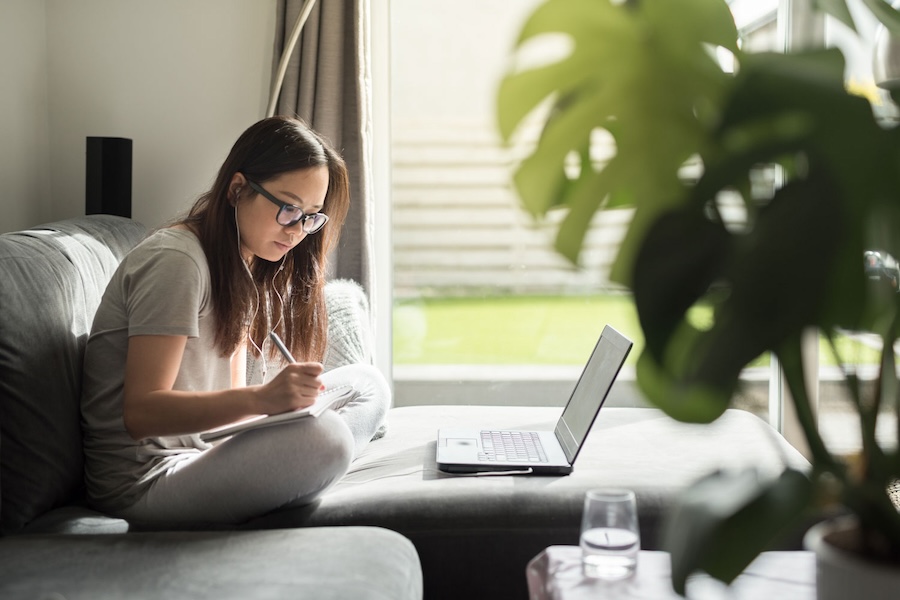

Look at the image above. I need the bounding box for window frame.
[371,0,393,388]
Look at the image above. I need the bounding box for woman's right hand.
[257,361,325,415]
[122,336,325,439]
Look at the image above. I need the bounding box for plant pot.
[804,516,900,600]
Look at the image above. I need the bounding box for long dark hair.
[182,116,349,361]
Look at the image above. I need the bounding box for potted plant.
[497,0,900,597]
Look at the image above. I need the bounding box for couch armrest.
[0,527,423,600]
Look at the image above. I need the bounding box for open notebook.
[200,384,354,442]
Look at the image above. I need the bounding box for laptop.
[436,324,632,475]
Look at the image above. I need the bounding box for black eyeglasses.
[246,180,329,234]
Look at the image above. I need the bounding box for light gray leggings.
[117,363,390,525]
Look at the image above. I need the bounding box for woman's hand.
[123,335,324,440]
[257,362,325,415]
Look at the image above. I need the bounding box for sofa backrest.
[0,216,148,534]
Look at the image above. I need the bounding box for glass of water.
[580,488,640,580]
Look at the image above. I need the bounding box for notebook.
[200,384,355,442]
[436,324,633,475]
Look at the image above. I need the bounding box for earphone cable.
[235,203,267,380]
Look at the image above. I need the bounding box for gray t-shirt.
[81,228,232,512]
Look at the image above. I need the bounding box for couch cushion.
[0,527,423,600]
[0,216,147,534]
[18,505,130,535]
[246,405,811,600]
[282,406,809,539]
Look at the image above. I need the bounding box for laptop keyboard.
[478,430,548,463]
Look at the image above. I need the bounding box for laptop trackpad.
[442,437,478,448]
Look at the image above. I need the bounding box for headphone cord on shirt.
[235,203,267,380]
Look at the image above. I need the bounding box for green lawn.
[393,294,883,367]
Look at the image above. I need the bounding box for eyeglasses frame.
[246,179,329,234]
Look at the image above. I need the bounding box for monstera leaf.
[497,0,738,285]
[631,46,900,424]
[663,467,813,595]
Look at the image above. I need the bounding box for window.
[388,0,641,409]
[376,0,866,450]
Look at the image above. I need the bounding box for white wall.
[0,0,51,232]
[0,0,276,233]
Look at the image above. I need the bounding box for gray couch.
[0,216,422,599]
[0,215,810,600]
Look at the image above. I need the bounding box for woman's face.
[232,167,329,264]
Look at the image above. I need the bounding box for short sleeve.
[122,246,207,338]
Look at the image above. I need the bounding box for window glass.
[389,0,780,417]
[391,0,639,409]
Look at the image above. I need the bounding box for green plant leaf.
[497,0,738,284]
[632,206,730,361]
[635,344,734,424]
[510,89,606,216]
[497,0,629,142]
[632,163,857,424]
[722,176,845,340]
[664,468,813,595]
[694,49,890,335]
[552,155,609,263]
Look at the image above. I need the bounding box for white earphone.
[235,201,268,379]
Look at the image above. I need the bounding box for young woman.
[81,116,390,525]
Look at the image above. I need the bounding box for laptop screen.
[554,325,632,463]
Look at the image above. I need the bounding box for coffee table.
[527,546,815,599]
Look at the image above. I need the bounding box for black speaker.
[86,137,132,218]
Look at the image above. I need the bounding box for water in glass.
[580,526,639,579]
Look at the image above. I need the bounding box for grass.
[393,294,885,367]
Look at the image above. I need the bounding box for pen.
[269,331,326,392]
[268,331,296,363]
